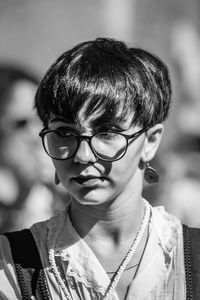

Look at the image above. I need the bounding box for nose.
[73,140,97,164]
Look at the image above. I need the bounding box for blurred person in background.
[147,21,200,227]
[0,66,65,232]
[170,21,200,144]
[144,21,200,224]
[154,151,200,228]
[0,38,199,299]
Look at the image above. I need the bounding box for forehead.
[48,114,137,132]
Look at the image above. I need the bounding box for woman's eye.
[99,133,118,140]
[56,130,73,137]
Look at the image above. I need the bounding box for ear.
[141,124,164,162]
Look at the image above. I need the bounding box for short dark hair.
[35,38,172,130]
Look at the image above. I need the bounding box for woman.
[0,38,188,299]
[0,66,64,233]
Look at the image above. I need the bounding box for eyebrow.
[50,117,128,132]
[50,117,74,124]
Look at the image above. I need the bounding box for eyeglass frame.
[39,126,148,162]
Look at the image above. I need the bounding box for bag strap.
[4,229,50,300]
[183,224,200,300]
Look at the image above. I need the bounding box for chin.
[72,188,112,207]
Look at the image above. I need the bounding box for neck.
[69,192,145,245]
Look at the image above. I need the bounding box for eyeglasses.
[39,127,147,162]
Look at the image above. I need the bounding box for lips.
[72,175,105,185]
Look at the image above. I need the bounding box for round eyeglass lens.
[44,131,78,159]
[92,132,127,160]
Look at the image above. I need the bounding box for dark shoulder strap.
[183,224,200,300]
[4,229,42,269]
[4,229,49,300]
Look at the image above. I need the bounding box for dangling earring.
[55,172,60,185]
[144,162,159,184]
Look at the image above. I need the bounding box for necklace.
[106,262,138,274]
[49,200,151,300]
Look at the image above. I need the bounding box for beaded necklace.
[49,200,151,300]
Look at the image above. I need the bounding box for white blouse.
[0,203,186,299]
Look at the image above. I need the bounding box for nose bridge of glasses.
[77,134,92,143]
[77,134,93,150]
[74,135,96,163]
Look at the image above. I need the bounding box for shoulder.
[30,207,67,253]
[151,205,182,226]
[150,205,183,252]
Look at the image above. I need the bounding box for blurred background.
[0,0,200,231]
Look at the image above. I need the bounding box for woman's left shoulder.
[151,204,182,228]
[150,204,183,252]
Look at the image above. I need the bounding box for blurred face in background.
[0,80,54,185]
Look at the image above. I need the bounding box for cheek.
[109,156,140,187]
[109,140,144,182]
[52,160,71,184]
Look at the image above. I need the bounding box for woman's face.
[48,116,147,207]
